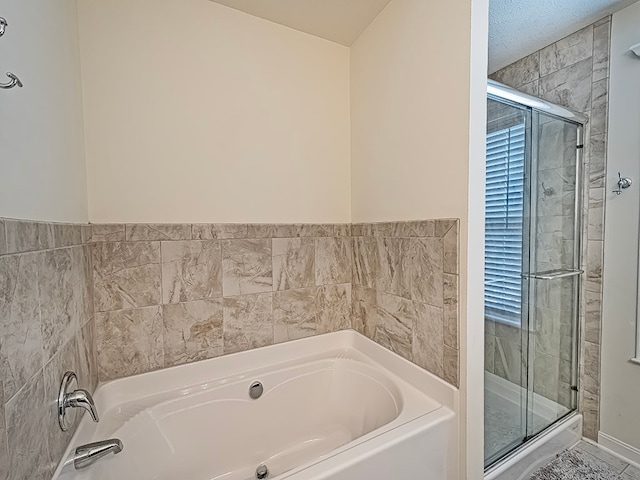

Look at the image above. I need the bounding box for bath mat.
[528,449,623,480]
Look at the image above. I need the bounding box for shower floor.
[485,372,569,463]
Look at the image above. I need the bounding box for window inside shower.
[484,94,582,468]
[485,123,525,326]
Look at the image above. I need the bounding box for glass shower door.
[484,99,582,468]
[525,112,581,438]
[484,97,532,465]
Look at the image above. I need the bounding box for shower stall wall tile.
[490,51,540,87]
[490,15,611,440]
[539,25,594,77]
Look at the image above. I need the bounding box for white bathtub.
[53,330,458,480]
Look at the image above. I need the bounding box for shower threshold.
[484,372,571,463]
[484,412,582,480]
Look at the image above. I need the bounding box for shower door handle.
[526,269,583,280]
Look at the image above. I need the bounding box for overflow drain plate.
[256,464,269,479]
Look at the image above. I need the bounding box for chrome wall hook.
[0,72,22,89]
[0,18,23,91]
[613,171,633,195]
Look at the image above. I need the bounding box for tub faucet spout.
[74,439,124,469]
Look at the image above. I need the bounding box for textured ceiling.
[209,0,392,46]
[489,0,639,73]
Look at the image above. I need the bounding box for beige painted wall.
[78,0,351,224]
[60,1,482,475]
[350,0,478,477]
[350,0,473,224]
[600,0,640,456]
[0,0,88,222]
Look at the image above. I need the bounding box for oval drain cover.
[249,381,263,400]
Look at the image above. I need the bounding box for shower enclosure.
[484,80,585,468]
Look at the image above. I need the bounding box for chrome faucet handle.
[58,371,99,431]
[65,388,99,422]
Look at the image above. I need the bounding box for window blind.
[485,124,525,323]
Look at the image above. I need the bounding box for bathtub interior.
[54,332,453,480]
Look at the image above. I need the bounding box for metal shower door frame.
[523,111,584,440]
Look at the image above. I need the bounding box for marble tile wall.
[484,319,524,386]
[93,220,460,389]
[0,217,458,478]
[0,218,97,480]
[490,16,611,439]
[351,220,460,387]
[92,223,355,381]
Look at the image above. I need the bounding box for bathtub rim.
[95,329,458,413]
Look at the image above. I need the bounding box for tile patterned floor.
[573,441,640,480]
[533,441,640,480]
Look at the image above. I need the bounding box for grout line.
[4,364,44,408]
[1,402,8,473]
[1,220,6,255]
[33,251,47,386]
[159,240,164,306]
